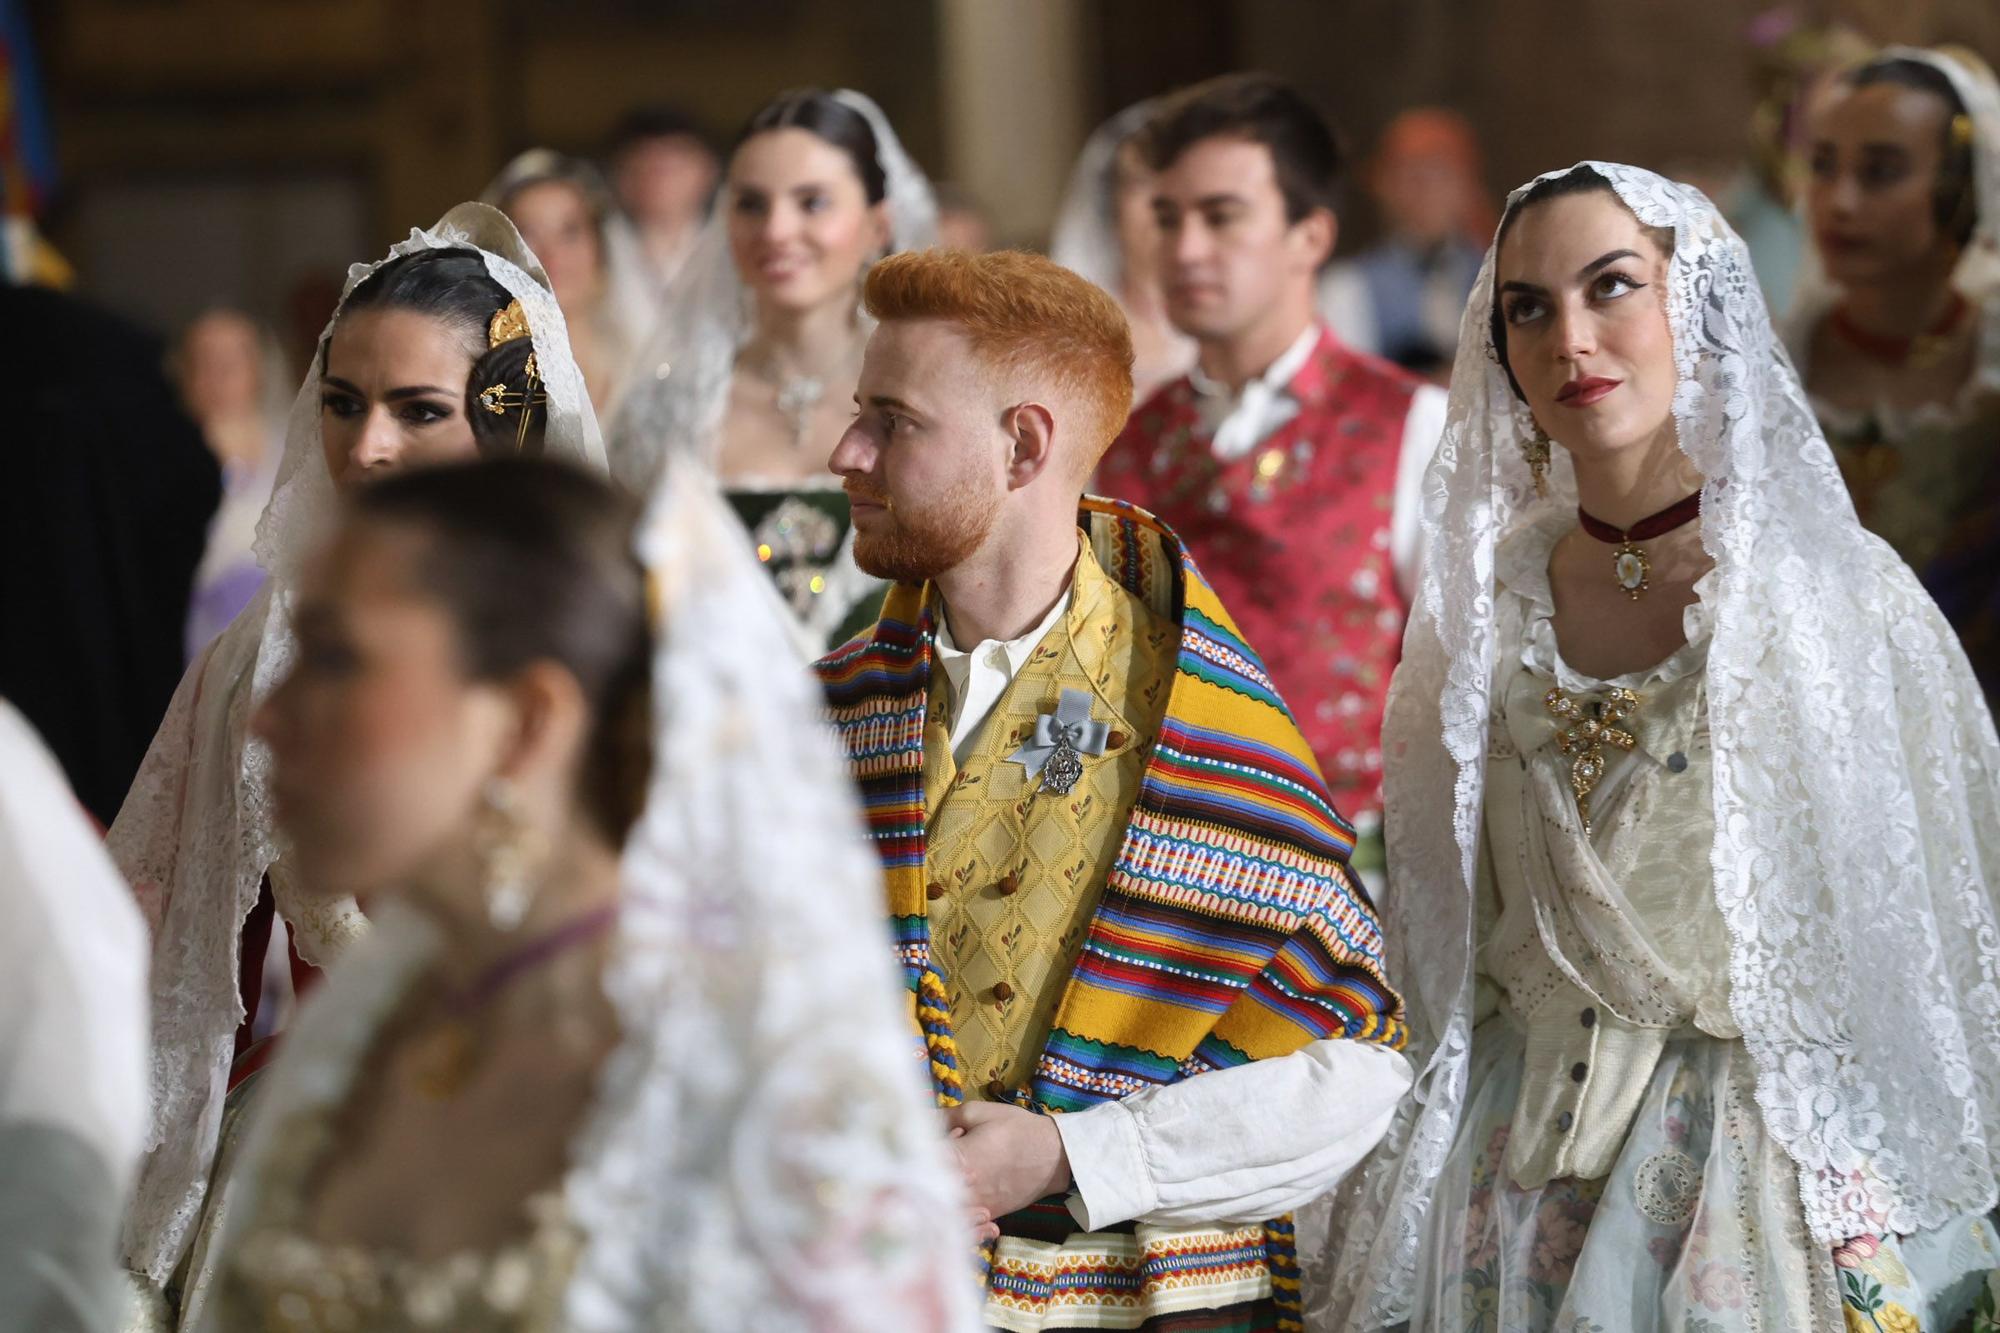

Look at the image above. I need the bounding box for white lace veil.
[1788,45,2000,396]
[201,451,978,1330]
[607,89,938,492]
[1048,99,1157,295]
[1306,162,2000,1327]
[562,450,977,1327]
[111,201,606,1284]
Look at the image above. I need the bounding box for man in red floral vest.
[1096,73,1447,882]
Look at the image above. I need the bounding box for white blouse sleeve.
[1391,384,1449,604]
[1051,1039,1412,1230]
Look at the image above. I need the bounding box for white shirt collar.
[933,588,1074,764]
[934,589,1071,681]
[1188,321,1321,404]
[1189,323,1322,461]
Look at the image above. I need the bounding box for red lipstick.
[1556,376,1621,407]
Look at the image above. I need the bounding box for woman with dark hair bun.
[1794,47,2000,697]
[199,455,975,1330]
[613,88,937,655]
[109,203,606,1325]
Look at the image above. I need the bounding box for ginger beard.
[849,470,1001,583]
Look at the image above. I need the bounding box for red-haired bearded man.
[816,247,1412,1330]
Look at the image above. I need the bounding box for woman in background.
[111,203,605,1326]
[173,308,288,659]
[1048,99,1195,405]
[488,149,659,421]
[612,88,936,655]
[1793,46,2000,695]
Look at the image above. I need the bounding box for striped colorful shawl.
[816,498,1406,1105]
[818,500,1406,1328]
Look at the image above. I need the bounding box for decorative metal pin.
[1010,688,1109,795]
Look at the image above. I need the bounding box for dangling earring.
[475,777,540,930]
[1521,425,1552,499]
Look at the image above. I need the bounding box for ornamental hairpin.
[478,353,547,454]
[488,297,531,348]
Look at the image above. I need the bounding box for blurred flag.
[0,0,68,285]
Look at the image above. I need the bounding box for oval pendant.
[1613,544,1650,600]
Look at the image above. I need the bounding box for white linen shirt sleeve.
[1391,383,1449,604]
[1051,1038,1412,1230]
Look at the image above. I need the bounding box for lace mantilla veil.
[202,449,979,1331]
[110,202,607,1284]
[1303,163,2000,1328]
[607,89,938,493]
[1048,99,1157,296]
[1787,46,2000,396]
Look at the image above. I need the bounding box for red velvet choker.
[1576,490,1702,601]
[1829,293,1968,369]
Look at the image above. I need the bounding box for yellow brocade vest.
[922,542,1176,1100]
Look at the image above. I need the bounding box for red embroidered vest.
[1097,328,1417,819]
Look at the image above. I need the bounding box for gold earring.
[1521,426,1552,498]
[475,777,541,930]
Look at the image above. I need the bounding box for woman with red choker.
[1309,163,2000,1332]
[198,457,974,1331]
[1793,47,2000,697]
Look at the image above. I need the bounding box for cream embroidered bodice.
[1475,518,1735,1190]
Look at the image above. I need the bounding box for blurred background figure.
[1722,11,1876,319]
[0,699,148,1333]
[933,180,996,252]
[172,308,286,661]
[605,104,720,292]
[486,149,658,420]
[1792,46,2000,698]
[1321,107,1493,380]
[0,275,219,829]
[613,88,936,655]
[1098,74,1448,887]
[1049,99,1195,403]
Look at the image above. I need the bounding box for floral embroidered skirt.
[1409,1021,2000,1332]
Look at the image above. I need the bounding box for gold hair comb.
[488,298,531,347]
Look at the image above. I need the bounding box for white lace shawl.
[204,453,979,1331]
[1048,99,1158,296]
[109,202,607,1284]
[1786,46,2000,417]
[607,89,938,493]
[1305,162,2000,1328]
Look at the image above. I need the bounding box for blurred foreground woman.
[199,457,974,1331]
[0,701,148,1333]
[1312,163,2000,1331]
[111,203,607,1319]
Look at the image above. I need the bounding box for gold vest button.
[1107,729,1129,749]
[926,881,946,900]
[985,1078,1009,1100]
[992,981,1015,1003]
[996,872,1021,896]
